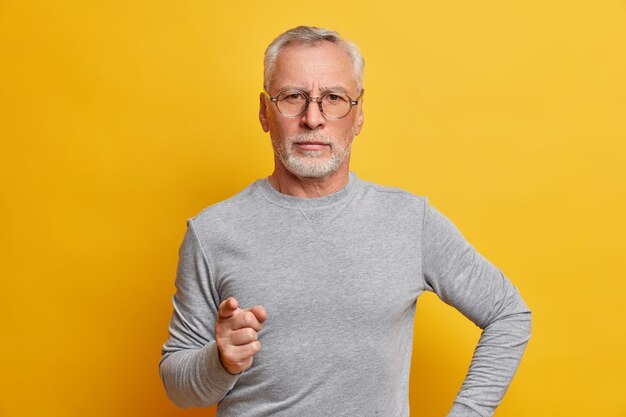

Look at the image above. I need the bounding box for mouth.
[294,141,330,151]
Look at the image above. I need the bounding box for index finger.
[218,297,239,319]
[248,305,267,324]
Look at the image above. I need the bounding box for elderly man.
[160,26,531,417]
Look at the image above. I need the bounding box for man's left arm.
[421,199,532,417]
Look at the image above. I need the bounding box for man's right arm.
[159,219,238,408]
[159,219,265,408]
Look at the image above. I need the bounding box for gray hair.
[264,26,365,93]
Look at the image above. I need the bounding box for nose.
[300,98,325,130]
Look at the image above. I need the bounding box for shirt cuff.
[200,341,241,397]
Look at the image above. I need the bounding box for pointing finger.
[218,297,239,319]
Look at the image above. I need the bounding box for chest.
[209,209,425,331]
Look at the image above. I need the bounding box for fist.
[215,297,267,375]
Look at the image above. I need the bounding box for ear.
[352,99,364,136]
[259,92,270,132]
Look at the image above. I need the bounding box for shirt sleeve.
[159,218,240,408]
[421,199,532,417]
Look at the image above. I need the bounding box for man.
[160,26,531,417]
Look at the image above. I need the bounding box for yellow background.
[1,1,625,416]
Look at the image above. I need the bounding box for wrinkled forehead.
[269,42,358,94]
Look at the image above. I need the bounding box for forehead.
[270,41,357,92]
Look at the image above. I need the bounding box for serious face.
[259,41,364,178]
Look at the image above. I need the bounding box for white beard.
[273,132,352,178]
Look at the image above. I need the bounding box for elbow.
[164,390,212,410]
[516,294,532,339]
[525,308,533,341]
[481,299,532,348]
[161,385,197,410]
[159,355,216,409]
[509,305,533,346]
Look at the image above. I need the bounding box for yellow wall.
[1,1,625,416]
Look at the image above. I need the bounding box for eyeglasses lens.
[276,92,352,118]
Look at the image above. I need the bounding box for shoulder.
[188,180,263,235]
[354,176,429,210]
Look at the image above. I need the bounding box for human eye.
[323,92,348,105]
[280,91,306,102]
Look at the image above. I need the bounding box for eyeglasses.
[264,88,363,119]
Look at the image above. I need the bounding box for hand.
[215,297,267,375]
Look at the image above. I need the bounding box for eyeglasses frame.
[264,87,364,119]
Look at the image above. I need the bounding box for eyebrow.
[318,86,350,95]
[279,85,352,96]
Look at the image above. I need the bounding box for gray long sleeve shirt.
[159,173,531,417]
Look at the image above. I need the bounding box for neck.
[268,162,351,198]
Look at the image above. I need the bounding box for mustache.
[286,133,334,145]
